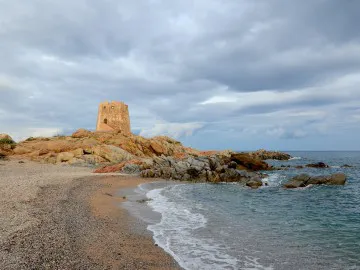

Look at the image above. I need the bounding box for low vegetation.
[0,138,15,145]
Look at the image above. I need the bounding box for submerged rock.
[246,178,263,189]
[306,162,329,168]
[283,173,346,189]
[341,164,352,168]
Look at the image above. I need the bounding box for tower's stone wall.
[96,101,131,135]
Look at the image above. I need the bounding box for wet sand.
[0,160,180,269]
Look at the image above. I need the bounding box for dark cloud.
[0,0,359,150]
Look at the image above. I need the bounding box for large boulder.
[246,178,263,189]
[283,174,310,188]
[72,128,92,138]
[230,153,271,171]
[150,141,166,155]
[56,152,75,163]
[91,145,134,163]
[283,173,346,188]
[327,173,346,185]
[0,134,15,158]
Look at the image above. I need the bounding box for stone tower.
[96,101,131,135]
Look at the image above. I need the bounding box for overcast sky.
[1,0,360,150]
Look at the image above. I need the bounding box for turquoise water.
[144,152,360,270]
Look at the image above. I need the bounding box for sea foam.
[146,185,240,270]
[289,156,302,160]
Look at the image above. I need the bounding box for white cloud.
[4,128,63,142]
[139,121,204,138]
[0,0,360,150]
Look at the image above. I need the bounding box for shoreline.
[87,175,181,269]
[0,160,180,269]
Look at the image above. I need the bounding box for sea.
[122,151,360,270]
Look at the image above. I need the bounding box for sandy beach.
[0,159,179,269]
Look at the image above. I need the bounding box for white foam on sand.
[146,185,240,270]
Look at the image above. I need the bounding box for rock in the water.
[139,153,267,185]
[341,164,352,168]
[283,173,346,188]
[248,149,291,160]
[230,153,271,171]
[283,174,310,188]
[306,162,329,168]
[246,178,263,189]
[327,173,346,185]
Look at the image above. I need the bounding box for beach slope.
[0,160,179,269]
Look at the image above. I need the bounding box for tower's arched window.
[104,118,108,124]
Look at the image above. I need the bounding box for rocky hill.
[1,129,294,188]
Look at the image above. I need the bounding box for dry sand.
[0,159,180,269]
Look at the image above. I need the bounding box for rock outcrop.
[10,130,282,172]
[283,173,346,188]
[230,153,271,171]
[5,130,294,189]
[306,162,329,168]
[248,149,292,160]
[10,131,197,165]
[71,128,92,138]
[139,154,267,187]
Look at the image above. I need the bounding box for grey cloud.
[0,0,360,149]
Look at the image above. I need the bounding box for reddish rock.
[230,153,271,171]
[72,128,91,138]
[94,159,144,173]
[150,141,166,155]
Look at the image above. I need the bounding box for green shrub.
[0,138,15,145]
[25,137,36,141]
